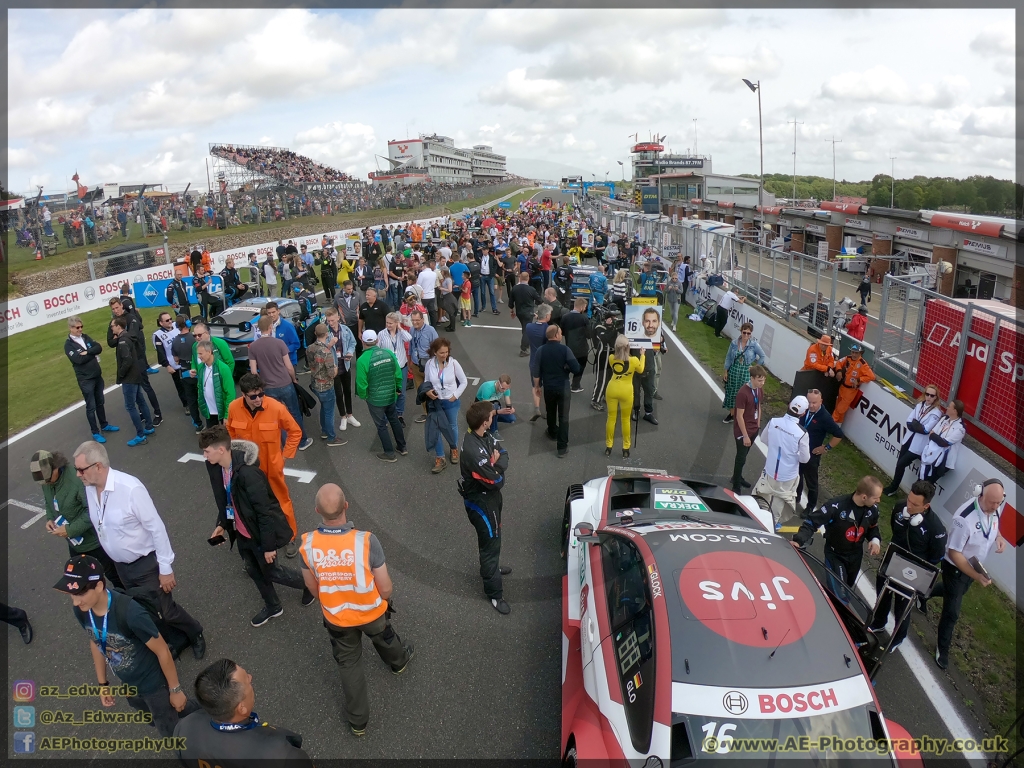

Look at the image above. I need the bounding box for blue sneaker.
[127,436,148,447]
[92,433,107,444]
[146,366,160,374]
[101,424,120,433]
[143,427,156,435]
[775,522,783,533]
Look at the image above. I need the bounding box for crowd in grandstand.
[210,145,352,185]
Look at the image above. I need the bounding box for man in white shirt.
[712,283,745,338]
[438,243,453,262]
[753,396,811,529]
[72,440,206,660]
[416,258,439,327]
[933,479,1007,669]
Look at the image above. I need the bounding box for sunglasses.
[193,332,206,338]
[244,391,265,400]
[925,392,938,398]
[71,325,83,330]
[741,331,752,336]
[75,462,100,475]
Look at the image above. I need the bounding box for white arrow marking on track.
[177,453,317,483]
[3,499,48,529]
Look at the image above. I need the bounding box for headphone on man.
[971,478,1007,516]
[899,507,925,527]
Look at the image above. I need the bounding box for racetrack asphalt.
[3,188,974,764]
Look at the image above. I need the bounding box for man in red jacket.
[846,306,868,341]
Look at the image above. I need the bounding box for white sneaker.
[339,418,347,431]
[346,415,361,428]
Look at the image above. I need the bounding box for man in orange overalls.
[802,335,836,377]
[227,373,303,555]
[832,343,876,424]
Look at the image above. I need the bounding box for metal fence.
[86,236,171,281]
[588,200,855,340]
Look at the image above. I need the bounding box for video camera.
[590,302,624,335]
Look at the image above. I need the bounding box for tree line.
[741,173,1021,217]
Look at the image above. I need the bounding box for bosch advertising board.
[916,298,1022,465]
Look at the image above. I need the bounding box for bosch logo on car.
[43,292,79,310]
[759,688,839,714]
[722,691,748,715]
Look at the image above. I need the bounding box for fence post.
[87,252,95,281]
[948,304,975,402]
[874,276,890,354]
[162,234,170,265]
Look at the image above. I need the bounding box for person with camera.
[590,303,621,412]
[460,401,512,615]
[200,426,314,628]
[932,479,1007,670]
[175,658,313,766]
[300,483,414,736]
[868,480,945,651]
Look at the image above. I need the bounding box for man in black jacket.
[793,476,883,589]
[508,272,542,355]
[200,427,313,628]
[560,298,590,393]
[467,252,483,317]
[868,480,946,650]
[165,274,191,317]
[535,325,582,458]
[112,316,154,446]
[460,401,512,615]
[65,316,120,442]
[220,257,249,308]
[108,297,163,425]
[175,657,313,766]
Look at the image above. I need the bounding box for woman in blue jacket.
[722,322,766,424]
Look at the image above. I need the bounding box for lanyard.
[88,591,111,656]
[96,490,111,536]
[222,466,235,520]
[211,711,260,732]
[803,410,813,429]
[976,501,996,540]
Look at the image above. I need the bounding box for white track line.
[3,499,48,528]
[662,324,985,762]
[465,324,519,331]
[177,453,316,483]
[3,384,122,449]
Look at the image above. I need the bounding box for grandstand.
[209,144,360,192]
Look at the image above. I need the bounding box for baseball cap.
[53,555,106,595]
[361,329,378,343]
[789,396,810,416]
[292,283,302,293]
[30,450,61,484]
[404,286,417,296]
[849,343,863,352]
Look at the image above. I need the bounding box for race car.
[561,471,921,767]
[206,297,302,368]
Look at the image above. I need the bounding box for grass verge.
[8,185,528,278]
[670,306,1020,750]
[6,305,169,436]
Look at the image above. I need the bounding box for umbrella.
[481,217,497,228]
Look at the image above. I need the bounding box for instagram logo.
[12,680,35,702]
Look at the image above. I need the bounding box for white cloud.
[293,122,377,176]
[959,108,1014,139]
[820,67,970,108]
[9,97,88,139]
[7,148,37,167]
[479,68,570,110]
[705,45,782,90]
[969,24,1014,57]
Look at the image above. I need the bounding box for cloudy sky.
[7,7,1015,195]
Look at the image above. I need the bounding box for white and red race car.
[560,471,922,767]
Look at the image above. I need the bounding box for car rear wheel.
[561,484,585,560]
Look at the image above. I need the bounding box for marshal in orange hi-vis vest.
[300,528,387,627]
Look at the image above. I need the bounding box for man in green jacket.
[196,340,237,427]
[354,329,407,462]
[189,322,234,376]
[30,450,123,588]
